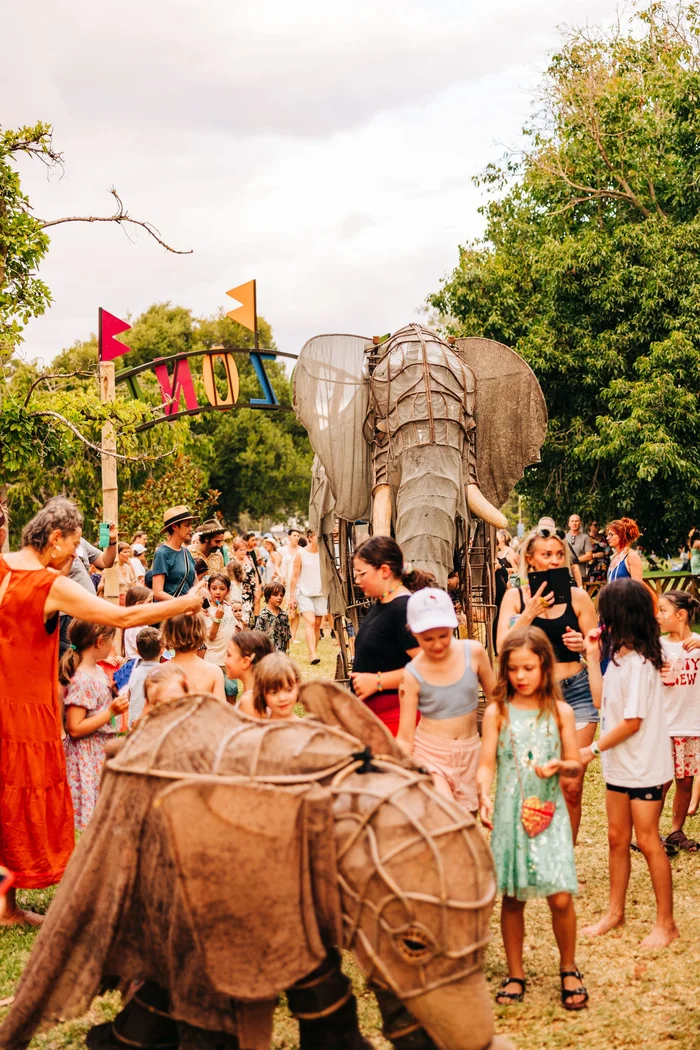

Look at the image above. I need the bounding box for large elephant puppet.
[0,687,514,1050]
[293,324,546,589]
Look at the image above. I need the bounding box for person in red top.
[0,497,204,926]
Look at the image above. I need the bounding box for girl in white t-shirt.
[581,578,678,949]
[657,590,700,852]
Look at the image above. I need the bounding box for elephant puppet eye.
[396,925,433,963]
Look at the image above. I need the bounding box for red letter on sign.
[153,359,200,415]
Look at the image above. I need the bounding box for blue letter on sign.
[249,353,278,406]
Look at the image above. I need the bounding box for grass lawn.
[2,634,700,1049]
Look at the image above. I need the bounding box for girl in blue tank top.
[398,588,496,813]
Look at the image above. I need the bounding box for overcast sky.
[5,0,621,365]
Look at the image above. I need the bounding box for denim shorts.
[559,666,598,724]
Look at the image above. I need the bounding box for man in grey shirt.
[566,514,593,580]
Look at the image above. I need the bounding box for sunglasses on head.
[535,527,566,541]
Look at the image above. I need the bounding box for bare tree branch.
[38,188,193,254]
[28,410,176,463]
[23,370,96,407]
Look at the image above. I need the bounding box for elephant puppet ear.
[293,334,373,521]
[456,337,548,509]
[157,780,340,999]
[300,680,410,764]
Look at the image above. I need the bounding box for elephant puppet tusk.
[466,484,508,529]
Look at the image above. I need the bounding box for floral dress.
[63,668,119,831]
[241,562,258,626]
[490,705,578,901]
[255,607,292,652]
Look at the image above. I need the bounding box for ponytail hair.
[663,589,700,626]
[353,536,432,592]
[230,630,274,665]
[59,619,116,686]
[606,517,640,547]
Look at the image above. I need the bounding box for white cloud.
[3,0,621,365]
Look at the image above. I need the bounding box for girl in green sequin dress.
[477,626,588,1011]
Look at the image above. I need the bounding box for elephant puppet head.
[332,758,514,1050]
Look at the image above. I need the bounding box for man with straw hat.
[193,518,226,575]
[151,506,196,601]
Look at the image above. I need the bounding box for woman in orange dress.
[0,498,204,925]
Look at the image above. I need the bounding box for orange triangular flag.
[226,280,256,333]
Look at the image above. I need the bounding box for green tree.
[0,122,191,541]
[428,2,700,551]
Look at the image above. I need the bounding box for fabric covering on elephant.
[0,685,511,1050]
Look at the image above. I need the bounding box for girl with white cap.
[399,588,496,812]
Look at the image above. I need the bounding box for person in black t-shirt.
[349,536,424,737]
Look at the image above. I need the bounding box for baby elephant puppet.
[0,686,514,1050]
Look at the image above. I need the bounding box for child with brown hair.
[225,630,274,713]
[251,652,301,720]
[254,582,292,652]
[60,619,130,830]
[477,625,585,1010]
[160,614,226,701]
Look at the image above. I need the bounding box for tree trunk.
[0,483,9,552]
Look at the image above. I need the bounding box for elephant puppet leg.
[371,986,438,1050]
[372,484,392,536]
[286,948,372,1050]
[86,981,179,1050]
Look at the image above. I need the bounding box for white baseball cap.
[132,543,147,555]
[406,588,458,634]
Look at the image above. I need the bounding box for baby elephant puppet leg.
[372,987,439,1050]
[286,949,372,1050]
[86,982,179,1050]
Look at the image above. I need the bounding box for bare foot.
[0,908,45,928]
[581,913,624,937]
[640,923,679,949]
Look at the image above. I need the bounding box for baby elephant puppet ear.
[300,680,408,763]
[156,780,339,999]
[456,337,548,511]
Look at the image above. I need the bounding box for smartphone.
[0,865,14,898]
[202,597,210,610]
[98,522,111,549]
[528,567,571,606]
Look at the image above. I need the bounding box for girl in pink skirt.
[398,588,496,812]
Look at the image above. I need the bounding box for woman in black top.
[349,537,426,736]
[497,526,597,843]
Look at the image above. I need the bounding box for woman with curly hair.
[606,517,644,583]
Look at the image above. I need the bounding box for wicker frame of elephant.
[293,322,547,664]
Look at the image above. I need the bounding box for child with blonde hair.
[60,619,130,830]
[143,664,190,713]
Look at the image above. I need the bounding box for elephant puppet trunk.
[394,447,462,590]
[405,974,516,1050]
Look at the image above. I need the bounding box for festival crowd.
[1,498,699,1017]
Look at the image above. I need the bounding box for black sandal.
[496,977,526,1004]
[560,969,589,1011]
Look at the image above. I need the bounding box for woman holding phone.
[497,525,598,842]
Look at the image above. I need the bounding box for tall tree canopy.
[428,2,700,551]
